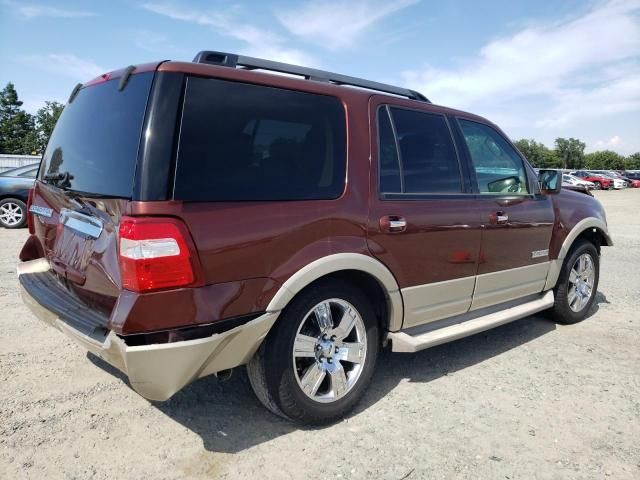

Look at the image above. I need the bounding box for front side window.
[459,119,529,195]
[377,106,462,194]
[174,77,346,202]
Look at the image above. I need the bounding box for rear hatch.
[26,70,155,324]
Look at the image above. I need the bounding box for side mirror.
[538,169,562,194]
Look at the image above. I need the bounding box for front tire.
[550,240,599,324]
[247,280,379,425]
[592,181,602,190]
[0,198,27,229]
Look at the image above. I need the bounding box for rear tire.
[247,279,379,425]
[550,240,599,324]
[0,198,27,229]
[592,181,602,190]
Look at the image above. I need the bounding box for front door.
[366,98,484,329]
[454,118,555,310]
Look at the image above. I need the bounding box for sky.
[1,0,639,155]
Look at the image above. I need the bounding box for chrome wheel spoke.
[314,301,333,331]
[568,287,578,308]
[336,342,365,364]
[569,269,578,284]
[331,308,357,341]
[299,363,326,396]
[328,363,348,398]
[294,333,318,358]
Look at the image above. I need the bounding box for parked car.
[17,52,613,425]
[603,171,636,188]
[623,171,640,187]
[0,163,38,228]
[572,171,613,190]
[601,173,628,190]
[562,173,595,190]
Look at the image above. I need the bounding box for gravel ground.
[1,189,639,480]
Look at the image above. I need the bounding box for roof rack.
[192,50,430,103]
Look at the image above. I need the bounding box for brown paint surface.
[20,61,608,335]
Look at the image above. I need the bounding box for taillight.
[118,216,199,292]
[26,188,35,234]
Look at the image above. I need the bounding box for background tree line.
[0,83,63,155]
[514,138,640,171]
[1,81,639,171]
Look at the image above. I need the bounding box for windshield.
[39,72,153,198]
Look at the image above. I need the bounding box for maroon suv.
[18,52,612,424]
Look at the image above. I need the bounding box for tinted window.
[174,77,346,201]
[459,119,529,194]
[378,107,462,194]
[39,73,153,198]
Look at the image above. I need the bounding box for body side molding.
[401,276,475,328]
[266,253,404,331]
[544,217,612,290]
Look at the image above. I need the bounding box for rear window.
[39,72,153,198]
[174,76,346,202]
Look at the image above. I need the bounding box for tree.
[554,137,586,169]
[625,153,640,170]
[0,82,35,154]
[514,139,560,168]
[584,150,625,170]
[34,101,64,153]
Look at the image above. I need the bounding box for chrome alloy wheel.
[292,299,367,403]
[0,202,24,227]
[568,253,595,312]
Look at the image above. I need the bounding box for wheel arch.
[266,253,404,332]
[544,217,612,290]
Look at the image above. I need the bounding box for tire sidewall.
[0,198,27,229]
[553,241,600,324]
[264,280,379,424]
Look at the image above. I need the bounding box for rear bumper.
[18,259,278,401]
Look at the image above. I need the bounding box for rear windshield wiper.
[43,171,74,188]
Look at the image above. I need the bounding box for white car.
[562,174,595,189]
[602,175,627,189]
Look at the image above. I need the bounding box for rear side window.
[40,72,153,198]
[174,77,346,201]
[377,106,462,194]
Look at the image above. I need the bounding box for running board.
[388,290,554,353]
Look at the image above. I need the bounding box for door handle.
[380,215,407,233]
[489,211,509,225]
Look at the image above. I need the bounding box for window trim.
[376,104,468,199]
[454,116,534,197]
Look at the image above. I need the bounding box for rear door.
[367,97,484,329]
[28,71,155,318]
[454,118,554,310]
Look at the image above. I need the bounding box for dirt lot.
[1,189,639,480]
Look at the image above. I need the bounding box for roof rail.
[192,50,430,103]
